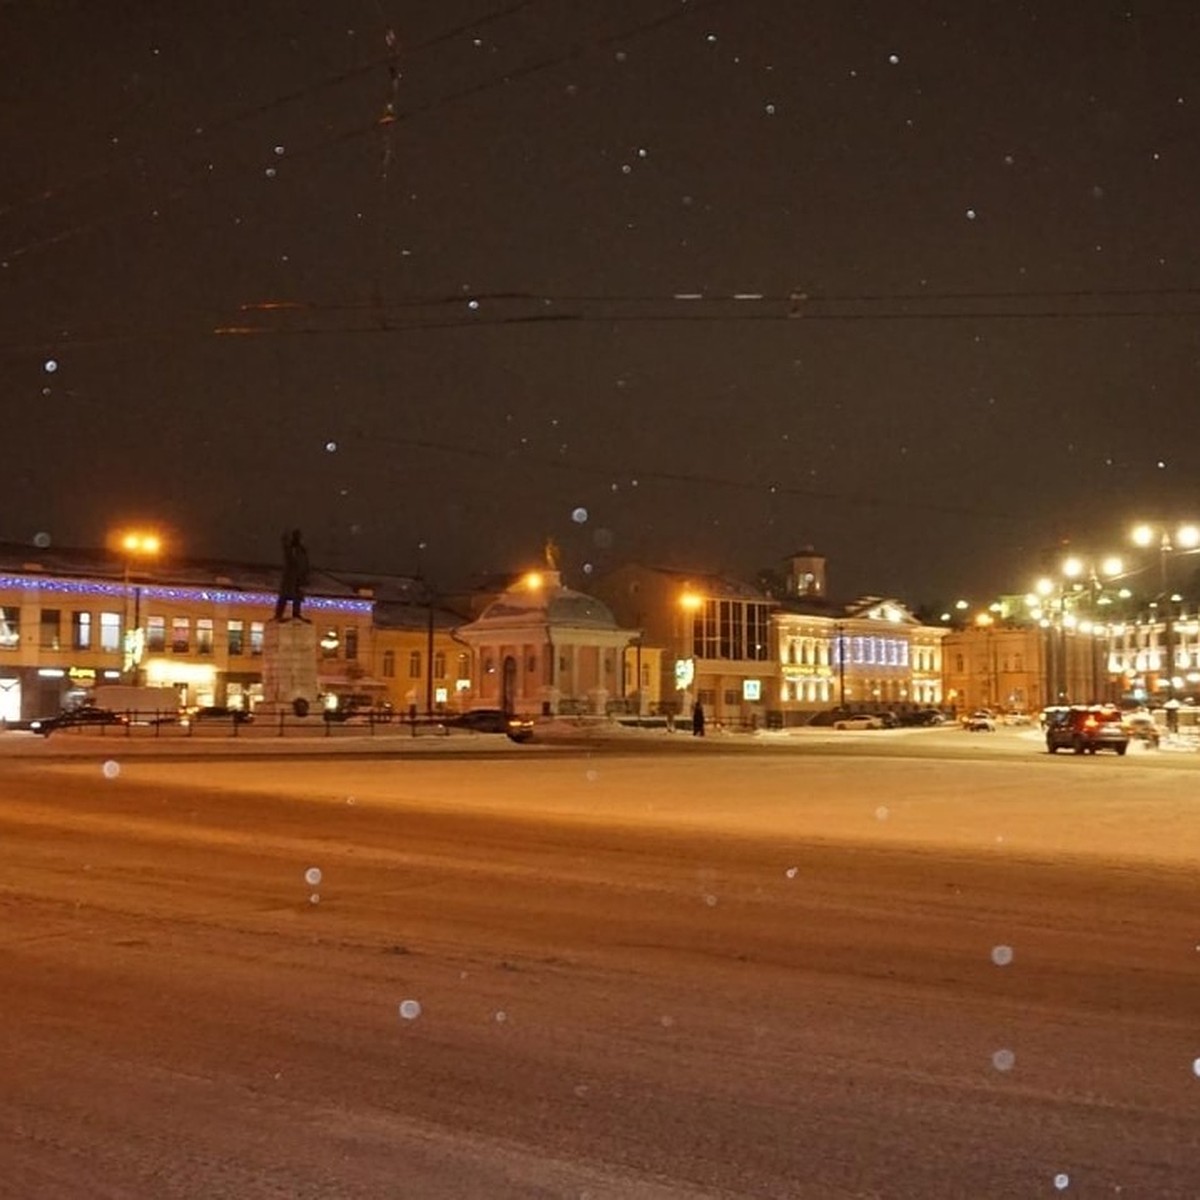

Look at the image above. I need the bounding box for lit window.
[196,618,214,655]
[249,622,264,657]
[227,620,244,656]
[39,608,61,650]
[72,611,92,651]
[0,607,19,649]
[99,612,122,653]
[171,617,190,653]
[147,616,165,652]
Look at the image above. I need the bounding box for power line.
[341,428,1041,525]
[2,0,725,264]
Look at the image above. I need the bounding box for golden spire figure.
[544,537,560,571]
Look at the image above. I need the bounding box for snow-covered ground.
[26,728,1199,869]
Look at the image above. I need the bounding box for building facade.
[454,568,637,716]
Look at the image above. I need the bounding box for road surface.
[1,731,1197,1197]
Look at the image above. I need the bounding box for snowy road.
[1,742,1198,1198]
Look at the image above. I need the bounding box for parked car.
[1045,706,1129,755]
[30,706,129,736]
[833,714,884,731]
[964,711,996,732]
[186,706,253,725]
[450,708,535,742]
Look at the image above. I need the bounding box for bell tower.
[785,547,827,598]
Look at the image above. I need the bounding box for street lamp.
[677,591,702,716]
[1129,522,1200,703]
[115,530,162,684]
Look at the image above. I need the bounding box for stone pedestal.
[261,619,319,715]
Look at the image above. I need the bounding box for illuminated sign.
[673,658,695,690]
[435,687,449,704]
[743,679,761,701]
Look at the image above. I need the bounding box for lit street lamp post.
[1131,523,1199,704]
[116,530,162,685]
[676,592,702,719]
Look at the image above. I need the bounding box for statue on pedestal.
[275,529,310,621]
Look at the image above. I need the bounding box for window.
[344,627,359,661]
[72,611,92,650]
[434,651,446,679]
[99,612,122,653]
[249,621,264,657]
[723,688,740,707]
[147,616,166,652]
[381,649,395,678]
[408,651,421,678]
[227,620,244,656]
[695,600,771,662]
[457,653,469,677]
[39,609,61,650]
[196,618,214,655]
[0,607,18,649]
[171,617,190,653]
[955,654,964,673]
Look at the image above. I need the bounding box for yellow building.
[0,544,380,720]
[941,620,1112,712]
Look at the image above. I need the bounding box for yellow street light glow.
[1024,593,1038,607]
[954,599,969,610]
[1100,555,1123,577]
[679,591,703,611]
[119,530,162,557]
[524,571,543,589]
[1062,556,1083,578]
[974,612,993,626]
[1131,524,1155,548]
[1177,524,1200,549]
[1035,577,1054,597]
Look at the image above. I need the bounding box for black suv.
[1045,706,1129,756]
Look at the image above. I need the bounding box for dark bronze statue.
[275,529,310,621]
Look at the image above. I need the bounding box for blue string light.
[0,574,372,614]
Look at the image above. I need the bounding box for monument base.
[261,619,320,714]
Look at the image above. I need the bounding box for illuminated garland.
[0,575,372,614]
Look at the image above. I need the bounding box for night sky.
[4,2,1199,605]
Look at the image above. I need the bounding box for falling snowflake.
[571,507,589,524]
[991,944,1014,966]
[102,760,121,780]
[991,1049,1015,1071]
[399,999,422,1020]
[304,867,322,886]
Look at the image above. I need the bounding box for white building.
[454,568,636,716]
